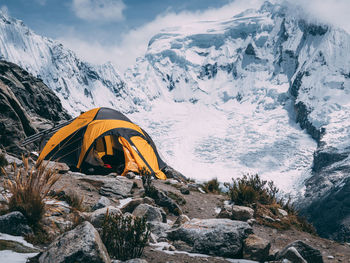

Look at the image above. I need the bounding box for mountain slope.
[0,60,70,154]
[124,2,350,240]
[0,12,136,116]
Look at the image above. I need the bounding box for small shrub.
[225,174,278,206]
[141,167,157,199]
[202,178,221,193]
[3,157,61,228]
[228,174,317,235]
[102,212,150,261]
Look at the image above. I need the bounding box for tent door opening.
[84,135,126,174]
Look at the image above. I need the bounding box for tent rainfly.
[37,107,167,179]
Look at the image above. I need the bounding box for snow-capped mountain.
[1,1,350,240]
[124,1,345,188]
[124,1,350,240]
[0,11,137,116]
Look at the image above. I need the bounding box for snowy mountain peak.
[0,11,137,116]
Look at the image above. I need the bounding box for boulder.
[39,221,110,263]
[89,206,122,229]
[0,211,33,236]
[5,153,23,166]
[148,221,171,242]
[278,247,307,263]
[121,197,155,213]
[153,188,182,216]
[162,165,187,181]
[277,240,323,263]
[217,205,254,221]
[43,216,73,233]
[132,204,164,222]
[92,196,111,211]
[41,161,70,174]
[231,206,254,221]
[79,176,133,199]
[167,218,253,258]
[243,234,271,261]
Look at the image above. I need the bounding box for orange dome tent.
[37,107,167,179]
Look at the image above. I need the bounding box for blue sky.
[1,0,350,72]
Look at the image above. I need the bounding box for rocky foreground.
[0,154,349,263]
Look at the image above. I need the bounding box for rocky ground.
[0,154,350,263]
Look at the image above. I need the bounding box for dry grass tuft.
[2,156,62,227]
[225,173,316,234]
[202,178,221,194]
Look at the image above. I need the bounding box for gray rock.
[279,247,307,263]
[0,211,33,236]
[148,221,171,241]
[243,234,271,261]
[167,218,253,258]
[180,186,190,195]
[277,240,323,263]
[133,204,164,222]
[39,221,110,263]
[43,216,73,233]
[153,188,182,216]
[121,197,155,213]
[89,206,122,229]
[92,196,111,211]
[125,172,136,179]
[231,206,254,221]
[162,165,187,181]
[5,153,23,166]
[41,161,70,174]
[79,176,133,199]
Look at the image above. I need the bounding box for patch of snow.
[0,251,38,263]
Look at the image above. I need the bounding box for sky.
[1,0,350,73]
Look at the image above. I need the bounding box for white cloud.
[72,0,125,22]
[60,0,263,73]
[289,0,350,34]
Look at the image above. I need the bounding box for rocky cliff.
[0,60,70,154]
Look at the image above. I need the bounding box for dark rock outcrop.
[0,60,70,154]
[0,211,33,236]
[277,240,323,263]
